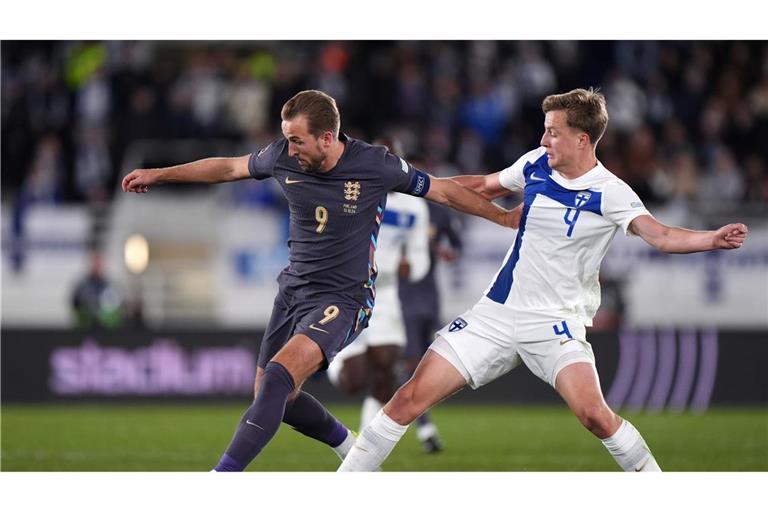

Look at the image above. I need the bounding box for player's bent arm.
[629,214,748,254]
[122,155,252,193]
[425,176,518,228]
[451,172,512,200]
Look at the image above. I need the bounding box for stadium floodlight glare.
[124,233,150,274]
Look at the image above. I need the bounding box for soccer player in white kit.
[338,88,749,472]
[327,189,430,430]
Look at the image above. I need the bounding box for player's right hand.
[122,169,157,193]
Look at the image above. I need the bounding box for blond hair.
[542,88,608,145]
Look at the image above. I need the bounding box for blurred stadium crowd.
[3,40,768,210]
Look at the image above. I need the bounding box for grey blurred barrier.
[1,328,765,407]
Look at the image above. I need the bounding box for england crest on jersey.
[448,317,468,332]
[344,181,361,201]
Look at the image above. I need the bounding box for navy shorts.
[403,310,440,359]
[257,291,370,370]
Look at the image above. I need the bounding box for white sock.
[416,422,438,442]
[601,420,661,471]
[331,428,356,461]
[360,396,382,431]
[337,409,408,471]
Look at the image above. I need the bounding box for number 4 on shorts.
[553,320,572,339]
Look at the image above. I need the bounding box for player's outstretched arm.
[121,155,252,193]
[451,172,511,200]
[629,215,748,254]
[425,176,521,229]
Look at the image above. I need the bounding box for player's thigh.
[272,333,327,388]
[515,316,595,387]
[257,293,298,369]
[433,305,521,389]
[554,362,619,436]
[385,347,467,423]
[292,300,365,368]
[554,362,610,415]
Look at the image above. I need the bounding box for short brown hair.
[281,90,340,138]
[542,88,609,145]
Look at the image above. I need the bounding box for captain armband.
[406,170,431,197]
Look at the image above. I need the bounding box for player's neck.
[319,139,346,173]
[556,153,598,180]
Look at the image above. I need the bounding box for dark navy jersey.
[248,133,431,307]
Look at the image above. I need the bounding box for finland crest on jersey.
[448,317,468,332]
[486,147,652,326]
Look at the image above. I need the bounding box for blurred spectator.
[171,50,227,136]
[2,40,766,211]
[699,146,746,202]
[22,133,65,204]
[74,125,112,205]
[459,79,507,147]
[71,249,125,329]
[743,153,768,202]
[604,69,647,133]
[8,133,65,273]
[667,150,701,203]
[515,41,557,103]
[226,57,272,136]
[621,125,662,202]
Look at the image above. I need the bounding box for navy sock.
[283,391,348,448]
[416,411,432,427]
[214,361,295,471]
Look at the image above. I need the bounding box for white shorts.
[326,285,405,385]
[431,296,595,389]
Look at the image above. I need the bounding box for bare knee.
[575,403,618,438]
[385,384,424,425]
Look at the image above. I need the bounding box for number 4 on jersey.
[562,191,592,238]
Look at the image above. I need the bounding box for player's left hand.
[713,223,748,249]
[504,204,524,229]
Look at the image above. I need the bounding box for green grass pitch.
[2,404,766,471]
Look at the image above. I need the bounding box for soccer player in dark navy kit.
[122,90,519,471]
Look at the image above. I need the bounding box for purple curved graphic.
[606,329,639,409]
[625,330,657,411]
[669,329,698,412]
[646,329,677,412]
[690,329,719,412]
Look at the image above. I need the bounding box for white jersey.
[489,146,651,326]
[373,192,430,291]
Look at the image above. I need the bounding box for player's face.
[282,115,329,172]
[541,110,583,170]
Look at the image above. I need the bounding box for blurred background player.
[397,154,464,453]
[328,142,429,438]
[327,137,430,434]
[70,247,125,329]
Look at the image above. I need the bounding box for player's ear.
[320,130,334,147]
[578,132,590,149]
